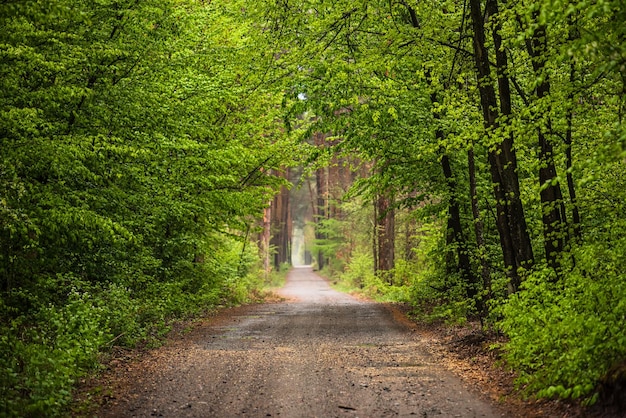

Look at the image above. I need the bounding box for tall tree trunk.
[314,133,328,270]
[270,169,292,269]
[372,196,379,275]
[566,17,582,242]
[404,216,417,262]
[261,206,271,276]
[469,0,534,293]
[488,0,535,274]
[376,192,395,276]
[441,150,478,299]
[408,4,481,298]
[430,85,478,298]
[565,85,582,241]
[523,15,567,270]
[468,147,491,303]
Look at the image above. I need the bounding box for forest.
[1,0,624,416]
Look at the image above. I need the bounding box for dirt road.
[98,267,504,417]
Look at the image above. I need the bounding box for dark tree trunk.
[314,133,328,270]
[468,148,491,301]
[375,192,395,276]
[270,168,292,269]
[523,15,568,270]
[430,85,478,298]
[488,0,535,275]
[315,168,326,270]
[372,196,378,274]
[441,150,478,299]
[565,95,582,241]
[566,19,582,242]
[261,206,271,275]
[404,216,417,262]
[469,0,534,293]
[410,4,482,299]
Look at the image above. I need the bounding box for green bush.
[333,250,411,302]
[1,285,109,417]
[499,244,626,403]
[0,233,266,417]
[339,250,374,289]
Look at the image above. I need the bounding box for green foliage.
[0,235,263,417]
[261,262,290,290]
[1,0,624,413]
[1,283,108,416]
[334,249,411,303]
[499,241,626,402]
[339,250,374,290]
[0,0,293,415]
[405,221,470,325]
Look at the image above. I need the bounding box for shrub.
[499,245,626,403]
[1,285,109,417]
[340,250,375,289]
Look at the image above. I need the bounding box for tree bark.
[404,216,417,262]
[523,14,567,270]
[261,206,271,276]
[375,192,395,276]
[270,168,292,269]
[468,147,491,302]
[430,85,478,298]
[314,133,328,270]
[566,18,582,242]
[469,0,534,292]
[441,150,478,299]
[565,89,582,241]
[372,196,379,275]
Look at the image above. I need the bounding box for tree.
[468,0,535,292]
[0,1,295,414]
[270,169,292,269]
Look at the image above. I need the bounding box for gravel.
[95,267,506,418]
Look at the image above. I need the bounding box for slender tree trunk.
[270,169,292,269]
[523,15,567,270]
[262,206,271,276]
[469,0,534,293]
[566,18,582,242]
[441,150,478,299]
[565,99,582,241]
[404,216,416,262]
[328,148,346,220]
[372,196,379,275]
[415,9,481,299]
[489,0,535,273]
[468,147,491,300]
[376,192,395,276]
[315,168,326,270]
[431,85,478,298]
[314,133,328,270]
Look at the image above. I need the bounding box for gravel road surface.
[98,267,505,417]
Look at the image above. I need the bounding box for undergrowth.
[0,240,269,418]
[324,249,412,303]
[498,244,626,404]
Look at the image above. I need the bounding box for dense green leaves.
[1,0,293,415]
